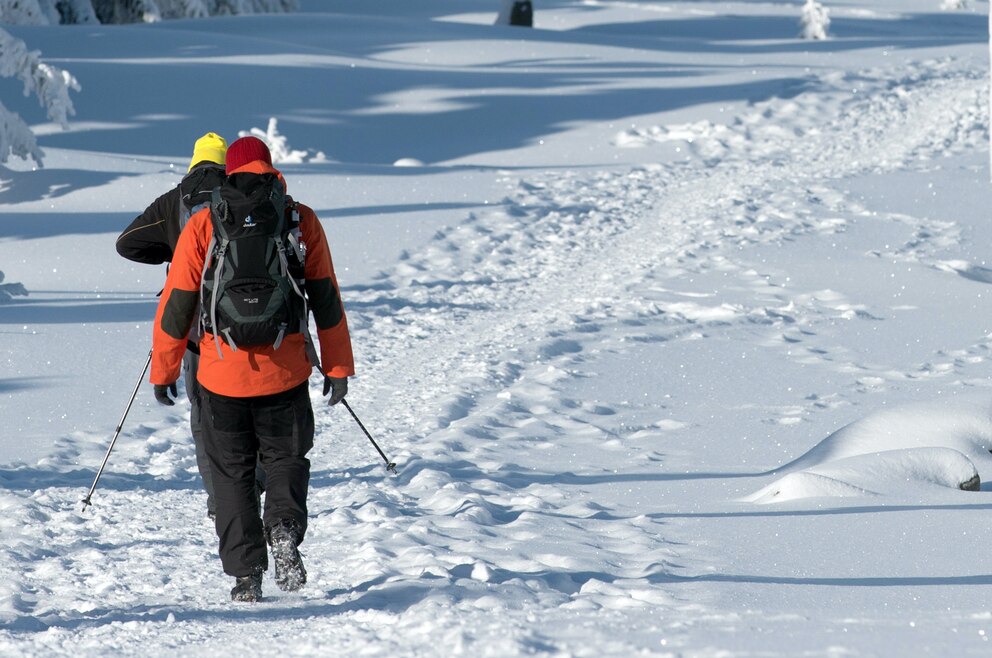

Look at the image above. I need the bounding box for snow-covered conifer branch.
[0,29,81,128]
[0,0,52,25]
[238,117,318,165]
[0,28,80,165]
[0,101,44,164]
[799,0,830,40]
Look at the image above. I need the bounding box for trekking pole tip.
[386,462,398,475]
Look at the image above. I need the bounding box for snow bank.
[744,447,980,504]
[745,397,992,504]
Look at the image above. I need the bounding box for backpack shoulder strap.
[203,187,232,359]
[209,187,231,241]
[281,195,320,371]
[177,184,190,231]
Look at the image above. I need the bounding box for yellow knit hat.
[188,132,227,171]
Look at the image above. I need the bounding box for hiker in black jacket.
[116,132,266,519]
[117,132,229,264]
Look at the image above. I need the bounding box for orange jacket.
[150,161,355,397]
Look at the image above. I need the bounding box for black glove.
[322,376,348,406]
[154,382,178,406]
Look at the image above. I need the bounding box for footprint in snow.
[936,260,992,285]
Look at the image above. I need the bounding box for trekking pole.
[340,399,398,474]
[80,348,153,512]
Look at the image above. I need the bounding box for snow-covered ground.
[2,0,992,655]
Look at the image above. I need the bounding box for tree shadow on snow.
[0,376,54,393]
[662,572,992,588]
[0,465,200,495]
[394,458,766,488]
[657,500,992,521]
[430,563,992,593]
[322,200,482,220]
[0,298,159,325]
[0,212,135,240]
[0,169,143,206]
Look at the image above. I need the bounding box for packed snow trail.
[2,56,990,656]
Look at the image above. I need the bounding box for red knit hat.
[225,136,272,174]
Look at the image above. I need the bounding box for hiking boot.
[230,569,263,603]
[268,520,306,592]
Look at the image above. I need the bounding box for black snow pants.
[184,349,267,517]
[200,381,314,577]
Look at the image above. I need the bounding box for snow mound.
[785,397,992,470]
[744,447,980,504]
[744,397,992,504]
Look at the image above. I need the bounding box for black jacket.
[116,164,226,264]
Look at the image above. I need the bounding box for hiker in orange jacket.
[151,136,354,602]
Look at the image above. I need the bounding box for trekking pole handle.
[80,348,153,512]
[341,399,398,474]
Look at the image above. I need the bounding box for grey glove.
[154,382,178,406]
[322,376,348,406]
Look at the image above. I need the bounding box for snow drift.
[746,397,992,503]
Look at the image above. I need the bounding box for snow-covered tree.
[239,117,325,164]
[90,0,161,23]
[5,0,297,24]
[1,0,298,167]
[0,0,55,24]
[53,0,100,24]
[799,0,830,40]
[212,0,297,13]
[0,27,80,166]
[92,0,298,21]
[155,0,210,19]
[0,101,42,164]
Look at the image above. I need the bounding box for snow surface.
[3,0,992,655]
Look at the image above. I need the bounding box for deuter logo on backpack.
[200,173,307,358]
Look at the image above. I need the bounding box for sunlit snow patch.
[744,397,992,504]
